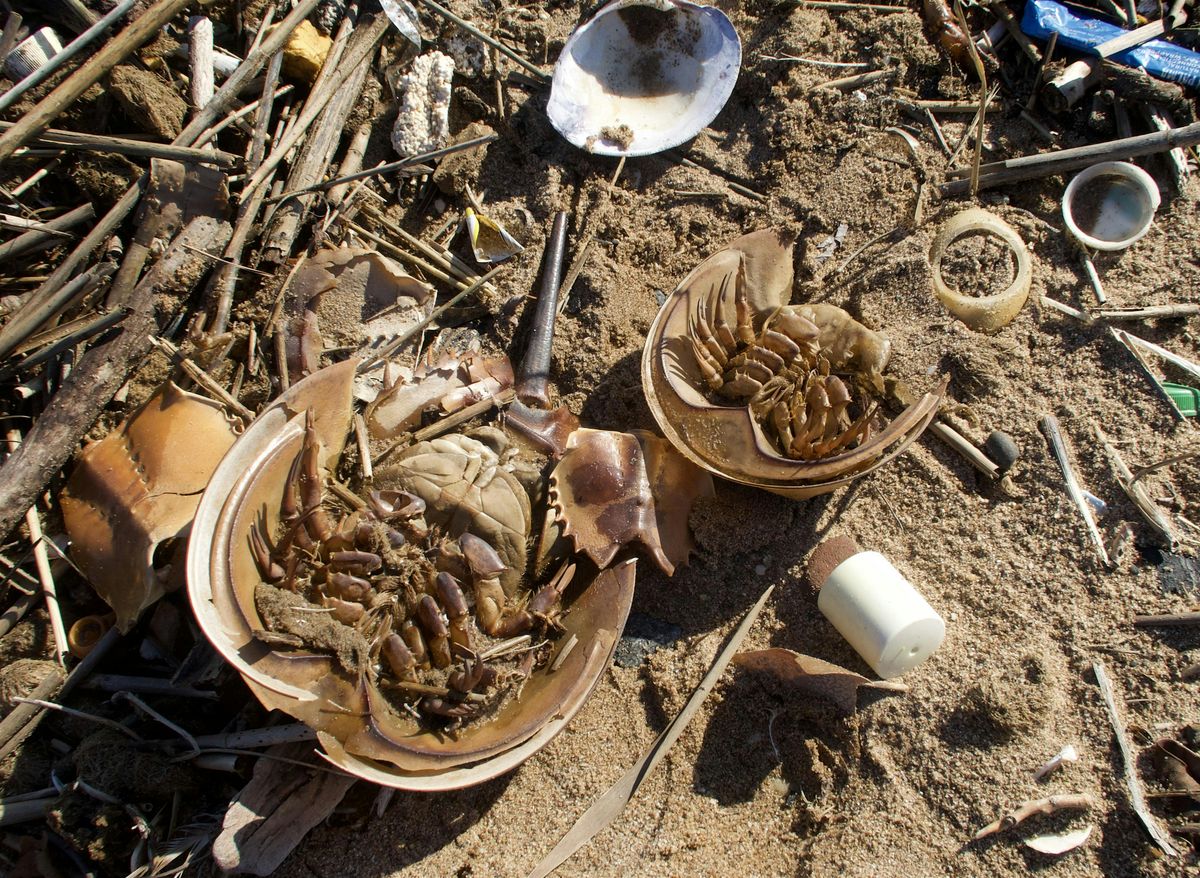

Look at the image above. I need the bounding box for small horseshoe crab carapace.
[187,361,634,789]
[641,229,946,499]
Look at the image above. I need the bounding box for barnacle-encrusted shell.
[642,229,945,498]
[546,0,741,157]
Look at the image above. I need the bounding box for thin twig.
[1039,414,1112,568]
[415,0,547,80]
[1093,661,1177,855]
[356,264,509,373]
[148,336,255,423]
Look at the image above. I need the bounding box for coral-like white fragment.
[391,51,455,157]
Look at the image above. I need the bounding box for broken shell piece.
[547,0,742,157]
[61,383,239,631]
[288,246,434,351]
[463,207,524,263]
[1024,825,1093,855]
[929,208,1032,332]
[1034,743,1080,780]
[365,346,514,437]
[5,27,63,81]
[391,51,455,157]
[549,428,713,576]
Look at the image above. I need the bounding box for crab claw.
[249,524,285,583]
[368,490,425,520]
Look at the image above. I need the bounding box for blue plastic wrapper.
[1022,0,1200,87]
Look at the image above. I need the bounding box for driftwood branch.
[973,794,1094,839]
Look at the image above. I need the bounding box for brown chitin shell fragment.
[62,382,238,631]
[549,428,713,575]
[365,346,514,438]
[641,228,946,499]
[289,246,435,349]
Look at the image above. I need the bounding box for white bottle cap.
[816,550,945,679]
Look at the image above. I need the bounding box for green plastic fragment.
[1163,382,1200,417]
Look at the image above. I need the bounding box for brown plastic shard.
[550,428,713,576]
[61,382,238,631]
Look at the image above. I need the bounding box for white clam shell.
[547,0,741,157]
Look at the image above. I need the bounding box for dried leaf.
[732,648,907,714]
[1024,825,1094,855]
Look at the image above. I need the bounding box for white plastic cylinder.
[816,550,945,679]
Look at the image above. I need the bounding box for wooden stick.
[271,131,499,202]
[974,794,1094,839]
[1040,414,1112,568]
[1040,295,1093,323]
[0,203,94,263]
[356,264,509,372]
[0,215,232,546]
[0,262,115,362]
[813,68,895,91]
[0,13,24,73]
[1095,7,1187,58]
[148,336,255,423]
[0,0,192,164]
[261,15,382,263]
[1131,445,1200,484]
[7,0,319,340]
[1096,427,1179,551]
[1094,661,1178,855]
[1109,327,1187,420]
[943,121,1200,193]
[1134,611,1200,626]
[242,14,391,199]
[0,308,130,380]
[1098,304,1199,321]
[1,122,240,167]
[791,0,910,11]
[0,627,119,763]
[985,0,1041,63]
[0,0,137,115]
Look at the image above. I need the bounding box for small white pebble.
[949,611,958,622]
[754,564,767,576]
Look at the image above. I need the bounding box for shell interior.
[547,0,741,157]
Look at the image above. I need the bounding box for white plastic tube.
[816,550,945,679]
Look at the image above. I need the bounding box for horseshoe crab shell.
[187,361,635,789]
[546,0,741,157]
[641,229,946,499]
